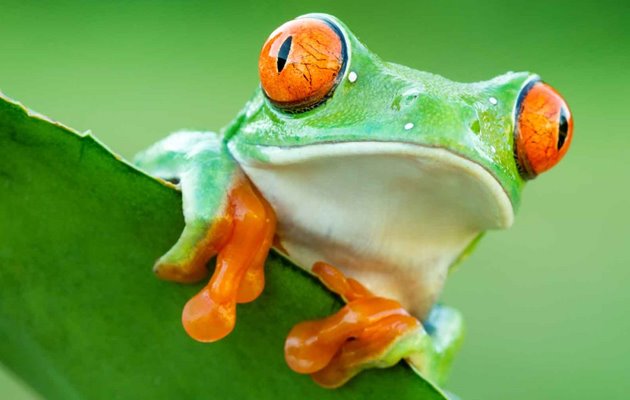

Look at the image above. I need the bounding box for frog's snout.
[513,81,573,179]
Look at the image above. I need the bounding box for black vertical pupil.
[277,36,293,73]
[557,107,569,150]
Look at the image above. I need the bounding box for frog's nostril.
[514,81,573,179]
[390,91,420,111]
[470,119,481,135]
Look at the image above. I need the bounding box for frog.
[134,13,573,388]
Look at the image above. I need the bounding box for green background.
[0,0,627,399]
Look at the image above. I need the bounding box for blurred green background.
[0,0,627,399]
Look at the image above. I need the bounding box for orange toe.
[181,176,276,343]
[182,286,236,342]
[285,262,421,388]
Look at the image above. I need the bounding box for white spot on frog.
[489,97,498,105]
[404,122,414,130]
[348,71,358,83]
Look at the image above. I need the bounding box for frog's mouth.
[230,140,514,231]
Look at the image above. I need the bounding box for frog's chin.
[229,140,513,317]
[230,140,514,230]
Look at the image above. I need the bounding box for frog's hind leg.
[134,131,276,342]
[284,262,463,388]
[413,304,464,386]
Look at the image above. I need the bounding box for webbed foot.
[285,262,463,388]
[182,178,276,342]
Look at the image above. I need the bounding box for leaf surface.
[0,94,447,399]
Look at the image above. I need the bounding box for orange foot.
[182,178,276,342]
[285,262,430,388]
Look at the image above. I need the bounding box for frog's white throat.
[229,141,514,319]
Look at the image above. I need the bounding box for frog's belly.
[232,142,513,319]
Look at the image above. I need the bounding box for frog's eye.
[258,17,347,112]
[514,82,573,179]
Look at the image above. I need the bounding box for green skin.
[135,13,534,386]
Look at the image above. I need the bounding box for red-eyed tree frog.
[134,13,573,388]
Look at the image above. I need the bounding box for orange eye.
[515,81,573,179]
[259,17,346,111]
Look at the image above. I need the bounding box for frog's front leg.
[285,262,463,388]
[135,131,276,341]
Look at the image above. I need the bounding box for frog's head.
[228,14,573,231]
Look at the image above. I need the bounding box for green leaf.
[0,93,448,399]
